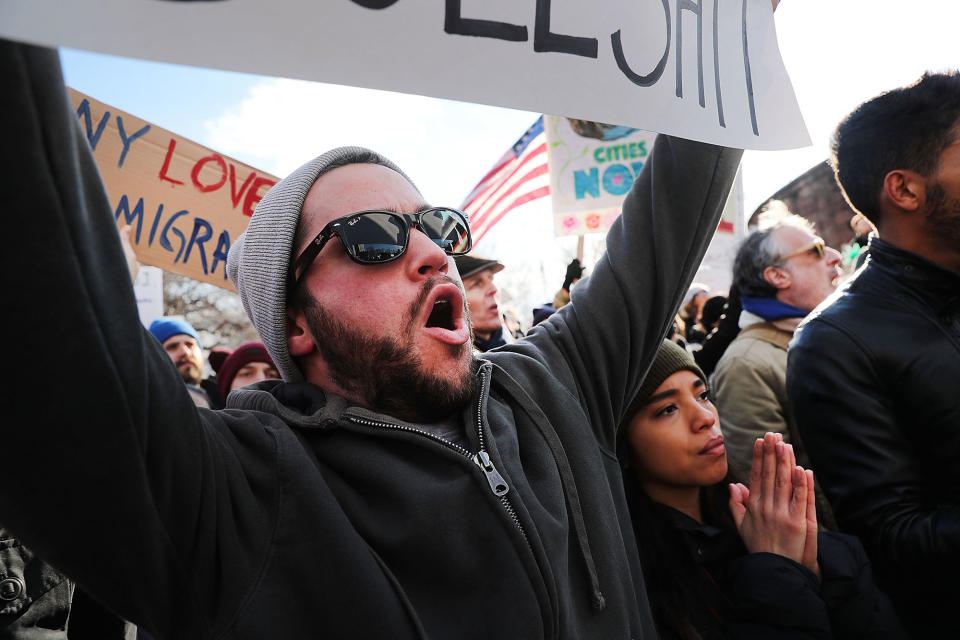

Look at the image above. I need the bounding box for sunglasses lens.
[340,212,407,263]
[814,242,825,259]
[420,209,472,254]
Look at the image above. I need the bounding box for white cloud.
[201,78,538,207]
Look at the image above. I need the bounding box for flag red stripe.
[470,162,549,233]
[473,185,552,244]
[467,143,547,223]
[461,154,513,205]
[463,142,547,214]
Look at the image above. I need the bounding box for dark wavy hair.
[624,472,737,640]
[831,71,960,227]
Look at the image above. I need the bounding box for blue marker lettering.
[114,194,145,243]
[76,99,110,150]
[160,209,189,262]
[183,217,213,274]
[211,231,231,280]
[115,117,151,168]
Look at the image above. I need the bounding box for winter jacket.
[712,315,837,531]
[1,39,741,639]
[0,530,73,639]
[787,237,960,636]
[0,533,132,639]
[640,498,904,639]
[713,314,802,484]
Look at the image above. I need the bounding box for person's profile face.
[462,268,500,335]
[769,226,842,312]
[626,370,726,493]
[922,137,960,253]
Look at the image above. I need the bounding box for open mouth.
[420,282,470,346]
[426,298,455,330]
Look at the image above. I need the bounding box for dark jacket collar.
[473,328,506,352]
[868,237,960,287]
[866,238,960,315]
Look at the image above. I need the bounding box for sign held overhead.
[2,0,808,150]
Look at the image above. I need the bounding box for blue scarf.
[741,296,808,322]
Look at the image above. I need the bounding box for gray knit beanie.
[227,146,420,382]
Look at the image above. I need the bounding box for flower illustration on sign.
[562,216,578,230]
[586,214,601,229]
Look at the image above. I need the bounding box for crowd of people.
[2,14,958,640]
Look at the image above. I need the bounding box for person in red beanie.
[209,343,280,406]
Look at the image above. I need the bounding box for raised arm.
[502,136,742,451]
[1,39,278,637]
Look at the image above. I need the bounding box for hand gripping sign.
[3,0,807,150]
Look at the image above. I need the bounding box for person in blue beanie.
[148,317,212,408]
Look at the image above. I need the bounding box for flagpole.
[576,235,584,263]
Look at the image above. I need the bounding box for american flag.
[461,116,550,245]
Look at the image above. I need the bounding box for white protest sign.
[0,0,807,150]
[134,266,165,328]
[545,115,740,237]
[545,116,658,235]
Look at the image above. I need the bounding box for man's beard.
[300,279,478,423]
[177,362,202,386]
[925,182,960,247]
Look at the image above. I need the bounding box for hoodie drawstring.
[490,366,607,612]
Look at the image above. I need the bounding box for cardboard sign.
[546,115,738,236]
[69,89,278,290]
[4,0,807,150]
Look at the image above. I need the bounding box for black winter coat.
[632,489,904,639]
[787,238,960,636]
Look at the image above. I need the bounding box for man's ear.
[286,306,315,357]
[763,265,792,291]
[882,169,925,213]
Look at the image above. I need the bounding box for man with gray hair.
[711,202,842,528]
[2,39,745,640]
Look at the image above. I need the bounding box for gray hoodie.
[1,38,742,639]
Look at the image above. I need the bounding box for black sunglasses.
[289,208,472,291]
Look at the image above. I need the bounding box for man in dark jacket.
[2,39,741,639]
[788,72,960,636]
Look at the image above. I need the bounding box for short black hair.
[831,71,960,227]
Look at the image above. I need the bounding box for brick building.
[748,160,859,251]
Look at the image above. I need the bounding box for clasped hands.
[728,432,820,580]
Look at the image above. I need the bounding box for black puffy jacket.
[787,238,960,636]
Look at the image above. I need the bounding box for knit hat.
[453,255,505,279]
[210,342,277,399]
[148,317,200,345]
[227,147,420,382]
[617,340,706,460]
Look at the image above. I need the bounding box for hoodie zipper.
[345,369,529,546]
[474,370,530,548]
